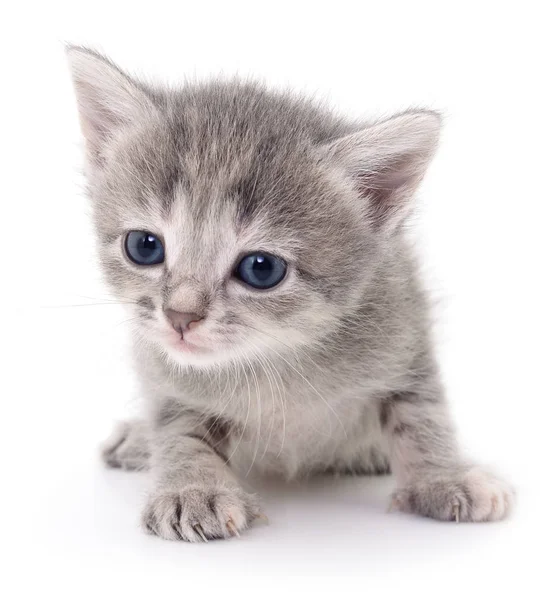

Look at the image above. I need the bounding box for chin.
[162,342,238,369]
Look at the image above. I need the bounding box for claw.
[387,497,399,513]
[255,512,269,525]
[226,520,241,538]
[193,524,208,542]
[452,503,460,523]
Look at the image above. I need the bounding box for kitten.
[68,46,514,542]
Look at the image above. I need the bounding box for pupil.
[138,235,157,257]
[253,255,272,280]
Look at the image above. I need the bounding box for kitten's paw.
[391,466,514,522]
[101,420,151,471]
[141,484,260,542]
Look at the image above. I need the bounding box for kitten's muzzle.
[164,309,204,334]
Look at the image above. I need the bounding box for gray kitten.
[67,46,513,542]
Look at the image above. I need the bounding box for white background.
[3,1,559,597]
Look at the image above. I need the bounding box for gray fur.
[68,46,513,540]
[101,419,151,471]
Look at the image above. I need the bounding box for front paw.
[101,420,151,471]
[391,466,514,522]
[141,484,260,542]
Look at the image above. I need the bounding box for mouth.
[173,338,210,354]
[171,336,210,354]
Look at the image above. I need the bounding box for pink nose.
[164,309,204,333]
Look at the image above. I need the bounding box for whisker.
[41,302,136,309]
[199,362,240,448]
[244,338,286,460]
[250,335,348,440]
[243,347,262,477]
[224,353,252,468]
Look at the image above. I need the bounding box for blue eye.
[125,231,165,265]
[235,253,287,289]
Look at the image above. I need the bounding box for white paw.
[141,484,260,542]
[391,465,514,522]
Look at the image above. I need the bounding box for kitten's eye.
[235,253,287,289]
[124,231,165,266]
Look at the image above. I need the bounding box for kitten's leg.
[141,403,259,542]
[101,419,151,471]
[380,392,514,522]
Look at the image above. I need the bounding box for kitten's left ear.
[66,45,158,163]
[321,110,441,229]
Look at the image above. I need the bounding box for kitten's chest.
[139,347,393,477]
[156,368,384,478]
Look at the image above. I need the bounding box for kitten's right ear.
[320,110,441,232]
[66,45,156,162]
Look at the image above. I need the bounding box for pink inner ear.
[355,154,418,207]
[356,171,409,203]
[356,173,410,208]
[352,152,426,227]
[74,80,122,162]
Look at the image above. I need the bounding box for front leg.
[142,400,259,542]
[380,391,514,522]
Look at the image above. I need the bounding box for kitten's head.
[68,46,440,368]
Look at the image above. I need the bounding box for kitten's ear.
[321,110,441,228]
[66,45,157,162]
